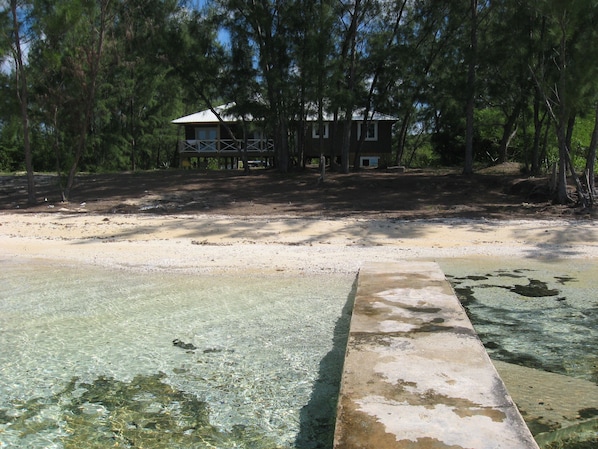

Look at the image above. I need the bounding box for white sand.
[1,213,597,274]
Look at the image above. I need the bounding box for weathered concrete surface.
[333,261,540,449]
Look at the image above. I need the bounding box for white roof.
[304,108,397,122]
[171,103,241,124]
[172,103,397,124]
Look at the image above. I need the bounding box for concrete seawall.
[333,261,540,449]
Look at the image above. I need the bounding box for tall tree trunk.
[339,0,361,174]
[529,15,548,176]
[10,0,36,204]
[130,96,136,171]
[531,95,547,176]
[353,117,368,170]
[554,13,571,205]
[241,121,249,174]
[555,118,570,204]
[464,0,478,175]
[197,92,248,173]
[317,99,325,169]
[63,0,109,201]
[554,116,585,206]
[585,101,598,196]
[395,110,412,166]
[498,102,522,164]
[340,119,351,173]
[264,79,288,173]
[329,112,339,171]
[353,0,406,171]
[275,118,289,172]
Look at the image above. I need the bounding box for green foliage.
[0,118,24,171]
[405,143,441,169]
[474,108,503,161]
[0,0,597,186]
[571,116,594,155]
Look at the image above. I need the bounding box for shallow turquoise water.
[439,257,598,383]
[1,256,596,448]
[440,257,598,448]
[0,258,355,448]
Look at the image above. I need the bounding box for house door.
[196,127,218,151]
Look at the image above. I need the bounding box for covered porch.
[178,138,275,170]
[179,137,275,169]
[173,104,275,170]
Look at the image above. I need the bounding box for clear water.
[439,258,598,384]
[440,258,598,448]
[2,256,596,448]
[0,258,355,449]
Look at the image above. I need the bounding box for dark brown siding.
[184,125,195,140]
[185,123,246,140]
[302,121,394,159]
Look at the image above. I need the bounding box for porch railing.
[179,139,274,154]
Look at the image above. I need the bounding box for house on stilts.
[172,103,397,169]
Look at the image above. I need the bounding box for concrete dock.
[333,261,539,449]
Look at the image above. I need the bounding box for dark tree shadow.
[294,276,357,449]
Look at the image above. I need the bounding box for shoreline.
[1,213,597,274]
[3,212,597,444]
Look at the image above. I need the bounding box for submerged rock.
[511,279,559,298]
[0,373,288,449]
[172,338,197,350]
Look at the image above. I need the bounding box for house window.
[357,122,378,141]
[360,156,379,168]
[195,127,218,151]
[196,127,218,140]
[312,123,329,139]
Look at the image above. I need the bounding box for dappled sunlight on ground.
[0,213,596,276]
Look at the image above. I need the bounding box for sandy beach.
[2,197,598,446]
[2,213,597,273]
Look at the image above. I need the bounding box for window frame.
[357,121,378,141]
[360,156,380,168]
[312,123,329,139]
[195,126,218,151]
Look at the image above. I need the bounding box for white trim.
[312,123,329,139]
[195,127,218,151]
[360,156,379,168]
[179,139,274,154]
[357,122,378,141]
